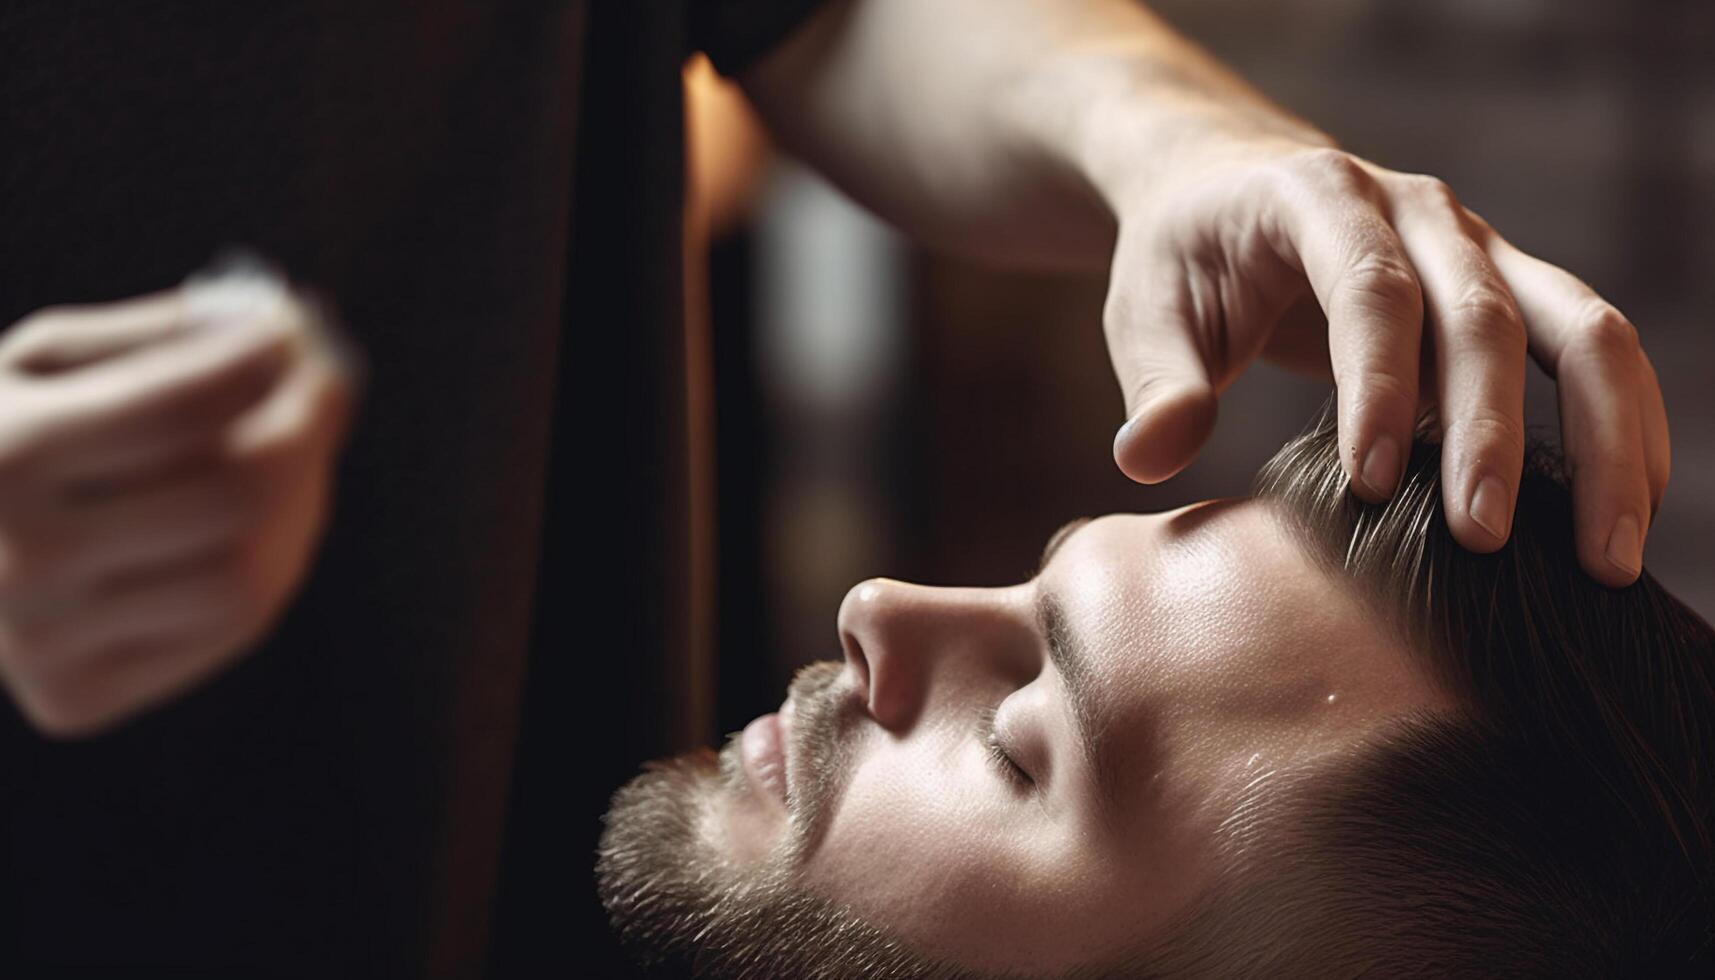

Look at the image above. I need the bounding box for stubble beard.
[594,661,961,979]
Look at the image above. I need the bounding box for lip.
[740,710,790,810]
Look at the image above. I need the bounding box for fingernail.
[1468,476,1511,540]
[1360,436,1401,496]
[1605,514,1643,577]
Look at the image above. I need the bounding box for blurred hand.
[0,275,356,736]
[1102,140,1668,587]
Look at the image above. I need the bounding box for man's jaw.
[599,661,913,975]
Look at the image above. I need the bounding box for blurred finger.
[57,466,255,585]
[64,553,251,662]
[0,289,192,375]
[29,319,295,487]
[229,338,358,462]
[19,628,247,739]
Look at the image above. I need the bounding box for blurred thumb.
[1105,282,1218,484]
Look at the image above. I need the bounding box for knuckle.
[1398,173,1459,210]
[1571,303,1640,361]
[1341,253,1423,310]
[1446,286,1519,328]
[1287,148,1369,192]
[1446,411,1528,456]
[1442,287,1524,348]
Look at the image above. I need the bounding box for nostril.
[840,629,872,706]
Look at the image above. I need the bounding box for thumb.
[1105,281,1218,485]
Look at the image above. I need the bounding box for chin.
[596,748,727,942]
[595,730,949,980]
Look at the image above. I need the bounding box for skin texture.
[741,0,1670,586]
[605,500,1453,976]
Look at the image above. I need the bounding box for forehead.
[1049,499,1440,822]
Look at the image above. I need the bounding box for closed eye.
[977,704,1034,790]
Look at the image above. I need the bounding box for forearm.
[740,0,1329,270]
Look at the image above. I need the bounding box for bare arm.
[741,0,1670,588]
[743,0,1309,269]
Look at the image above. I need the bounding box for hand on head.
[1101,143,1667,588]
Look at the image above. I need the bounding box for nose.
[835,577,1035,731]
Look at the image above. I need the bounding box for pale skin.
[0,0,1665,732]
[709,500,1452,974]
[0,286,353,736]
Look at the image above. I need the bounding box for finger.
[1274,153,1424,501]
[1105,251,1219,484]
[0,462,233,604]
[1485,236,1654,585]
[0,289,193,375]
[54,466,257,586]
[13,617,251,739]
[60,551,252,660]
[1387,177,1527,551]
[229,338,358,463]
[25,318,296,487]
[1636,347,1670,514]
[3,549,261,738]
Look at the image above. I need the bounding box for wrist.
[1007,41,1334,220]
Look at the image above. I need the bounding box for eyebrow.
[1034,521,1124,816]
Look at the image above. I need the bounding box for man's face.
[600,498,1451,976]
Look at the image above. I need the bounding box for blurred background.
[685,0,1715,738]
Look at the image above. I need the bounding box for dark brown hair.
[1188,407,1715,978]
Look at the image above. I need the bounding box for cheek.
[798,731,1124,971]
[801,732,1042,938]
